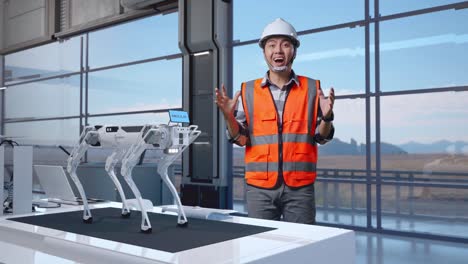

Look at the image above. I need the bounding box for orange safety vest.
[241,76,320,188]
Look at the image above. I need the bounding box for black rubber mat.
[8,207,275,253]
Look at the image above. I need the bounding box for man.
[215,18,335,224]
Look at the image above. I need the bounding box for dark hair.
[260,35,298,49]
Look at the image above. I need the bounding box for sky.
[3,1,468,146]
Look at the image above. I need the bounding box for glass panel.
[380,9,468,92]
[319,98,367,170]
[4,145,72,187]
[380,92,468,238]
[33,145,73,167]
[234,0,364,42]
[316,182,368,226]
[4,36,81,85]
[87,59,182,115]
[233,146,246,213]
[233,27,366,95]
[89,13,179,69]
[233,44,265,91]
[4,119,79,147]
[5,75,80,119]
[380,0,463,16]
[381,185,468,238]
[381,92,468,169]
[296,27,366,95]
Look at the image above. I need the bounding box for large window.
[2,12,181,151]
[4,119,79,146]
[295,27,366,95]
[380,8,468,92]
[88,59,182,115]
[4,36,81,85]
[5,76,80,119]
[3,120,80,167]
[233,28,366,95]
[380,0,464,16]
[316,182,368,227]
[380,92,468,237]
[233,0,364,42]
[233,0,468,242]
[380,92,468,158]
[88,13,179,69]
[319,98,367,170]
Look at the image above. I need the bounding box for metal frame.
[364,0,372,229]
[79,36,84,135]
[87,54,182,73]
[4,72,81,87]
[84,33,89,128]
[374,0,382,231]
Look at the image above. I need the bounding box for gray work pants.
[246,182,316,224]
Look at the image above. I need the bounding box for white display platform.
[0,202,355,264]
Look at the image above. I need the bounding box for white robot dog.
[67,113,200,233]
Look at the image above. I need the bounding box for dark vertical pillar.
[0,55,4,135]
[179,0,233,209]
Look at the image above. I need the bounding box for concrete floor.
[233,202,467,263]
[355,232,468,264]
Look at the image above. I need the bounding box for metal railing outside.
[173,165,468,221]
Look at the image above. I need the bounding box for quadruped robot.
[66,111,201,233]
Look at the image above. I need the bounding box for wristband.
[322,112,334,123]
[228,132,241,143]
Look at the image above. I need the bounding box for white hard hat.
[259,18,300,48]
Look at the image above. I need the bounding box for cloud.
[296,47,365,62]
[380,92,468,143]
[295,33,468,62]
[380,92,468,124]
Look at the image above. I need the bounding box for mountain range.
[399,140,468,154]
[319,138,468,155]
[234,138,468,156]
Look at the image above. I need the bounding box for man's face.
[263,36,295,70]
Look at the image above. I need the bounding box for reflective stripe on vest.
[246,161,316,172]
[241,76,320,188]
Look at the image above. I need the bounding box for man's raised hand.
[215,84,241,117]
[319,87,335,119]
